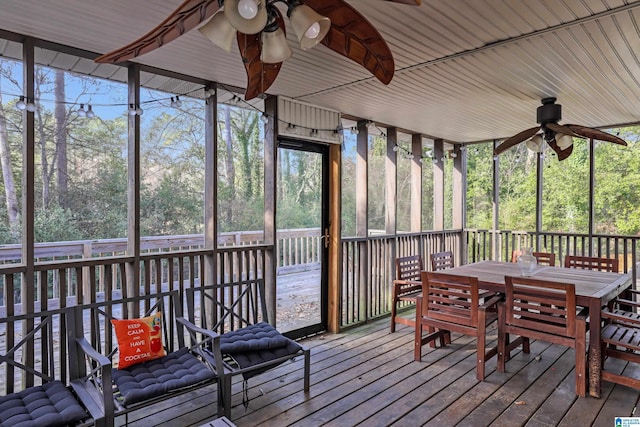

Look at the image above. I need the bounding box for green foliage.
[34,204,83,242]
[467,127,640,236]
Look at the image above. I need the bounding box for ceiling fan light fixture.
[198,9,237,52]
[225,0,268,35]
[525,134,543,153]
[555,133,573,150]
[288,3,330,50]
[261,23,293,63]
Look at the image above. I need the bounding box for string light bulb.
[128,104,137,116]
[260,112,268,123]
[86,105,95,119]
[25,100,36,112]
[77,104,87,117]
[16,96,27,110]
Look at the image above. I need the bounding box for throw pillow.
[112,312,166,369]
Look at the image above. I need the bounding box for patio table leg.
[588,298,601,398]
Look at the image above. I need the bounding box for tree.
[0,65,21,240]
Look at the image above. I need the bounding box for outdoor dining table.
[433,260,632,397]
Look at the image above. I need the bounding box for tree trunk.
[54,70,68,208]
[0,84,20,239]
[223,105,235,223]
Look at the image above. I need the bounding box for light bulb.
[136,107,143,116]
[128,104,137,116]
[16,96,26,110]
[237,0,259,19]
[170,97,177,108]
[26,102,36,112]
[393,146,399,152]
[78,104,86,117]
[260,113,268,123]
[304,22,321,39]
[86,105,95,119]
[175,96,182,108]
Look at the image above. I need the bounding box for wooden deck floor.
[127,314,640,427]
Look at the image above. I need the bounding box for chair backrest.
[430,251,454,271]
[564,255,618,272]
[504,276,577,338]
[533,252,556,266]
[421,271,479,328]
[511,250,556,266]
[395,255,423,282]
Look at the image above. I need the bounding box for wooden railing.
[0,229,320,306]
[466,229,639,281]
[339,230,464,328]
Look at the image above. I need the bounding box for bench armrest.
[76,337,112,368]
[177,316,226,375]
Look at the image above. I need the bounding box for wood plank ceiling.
[0,0,639,144]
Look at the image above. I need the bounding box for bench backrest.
[186,279,267,334]
[67,290,184,377]
[0,305,72,395]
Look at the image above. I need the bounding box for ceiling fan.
[494,98,627,161]
[95,0,422,100]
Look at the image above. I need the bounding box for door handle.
[322,228,330,249]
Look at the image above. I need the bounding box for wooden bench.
[186,279,310,418]
[67,290,223,427]
[0,305,100,426]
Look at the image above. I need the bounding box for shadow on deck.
[130,314,640,427]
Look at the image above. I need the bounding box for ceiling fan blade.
[96,0,220,63]
[556,142,574,161]
[494,127,540,155]
[566,125,627,146]
[384,0,423,4]
[545,123,579,137]
[305,0,395,85]
[237,9,286,100]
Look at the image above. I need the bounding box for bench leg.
[303,349,311,392]
[218,375,232,418]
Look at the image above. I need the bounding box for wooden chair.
[497,276,588,396]
[511,250,556,266]
[414,272,501,381]
[430,251,454,271]
[391,255,424,332]
[564,255,618,272]
[600,296,640,390]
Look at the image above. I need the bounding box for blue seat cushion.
[0,380,87,427]
[220,322,303,379]
[220,322,290,353]
[113,347,216,406]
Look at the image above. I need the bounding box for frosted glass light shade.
[525,134,543,152]
[225,0,267,35]
[198,10,237,52]
[555,133,574,150]
[261,27,292,63]
[289,4,330,49]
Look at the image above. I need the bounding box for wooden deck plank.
[420,343,538,427]
[555,357,628,427]
[309,334,478,426]
[592,362,640,424]
[231,325,413,423]
[490,347,577,426]
[131,315,640,427]
[450,341,566,426]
